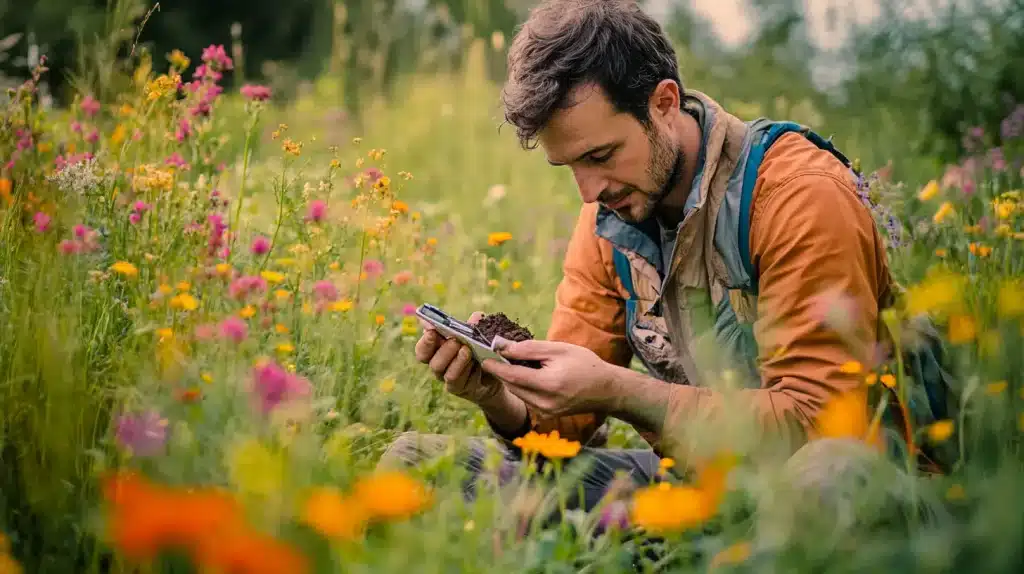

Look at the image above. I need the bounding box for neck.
[654,111,702,228]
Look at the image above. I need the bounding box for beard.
[608,126,685,224]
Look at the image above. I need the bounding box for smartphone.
[415,304,510,364]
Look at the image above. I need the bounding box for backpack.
[611,121,961,473]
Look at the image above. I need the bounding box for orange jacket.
[540,130,893,450]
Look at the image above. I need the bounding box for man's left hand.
[479,339,616,418]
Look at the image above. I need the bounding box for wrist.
[478,384,529,437]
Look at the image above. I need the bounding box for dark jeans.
[377,432,662,513]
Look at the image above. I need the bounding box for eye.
[589,151,613,164]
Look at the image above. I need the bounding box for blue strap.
[612,248,636,300]
[738,122,852,295]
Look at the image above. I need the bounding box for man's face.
[538,84,684,224]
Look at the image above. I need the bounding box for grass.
[0,29,1023,574]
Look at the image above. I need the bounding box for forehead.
[538,85,638,163]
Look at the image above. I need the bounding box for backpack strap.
[738,122,854,295]
[612,248,637,301]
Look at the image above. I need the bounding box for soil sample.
[475,313,542,369]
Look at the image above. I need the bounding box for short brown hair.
[501,0,682,149]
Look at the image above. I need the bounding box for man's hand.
[414,311,503,406]
[480,339,616,418]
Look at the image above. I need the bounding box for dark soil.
[476,313,542,369]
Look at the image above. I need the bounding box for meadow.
[1,22,1024,574]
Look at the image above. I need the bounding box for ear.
[649,79,680,121]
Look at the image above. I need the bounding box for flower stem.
[230,107,260,263]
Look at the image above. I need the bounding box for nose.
[572,167,607,204]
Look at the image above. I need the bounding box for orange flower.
[194,528,308,574]
[487,232,513,246]
[352,471,433,521]
[631,482,716,533]
[0,178,12,206]
[815,391,869,441]
[512,430,582,459]
[300,487,368,542]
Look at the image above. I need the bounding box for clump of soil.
[476,313,542,369]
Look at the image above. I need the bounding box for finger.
[414,329,442,363]
[428,338,463,378]
[444,345,475,385]
[494,338,565,361]
[480,358,541,389]
[467,311,485,325]
[418,317,438,332]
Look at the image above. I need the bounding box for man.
[380,0,921,512]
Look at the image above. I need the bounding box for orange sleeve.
[536,203,633,444]
[663,161,886,451]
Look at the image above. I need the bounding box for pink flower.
[132,201,151,213]
[85,130,99,144]
[201,45,233,71]
[312,280,339,302]
[70,121,82,133]
[165,152,188,169]
[33,212,50,232]
[393,270,414,286]
[364,167,383,183]
[362,259,384,278]
[73,224,90,238]
[250,360,310,414]
[240,84,272,102]
[176,119,192,142]
[80,95,100,118]
[306,200,327,223]
[59,240,81,255]
[229,275,268,300]
[114,409,168,457]
[218,316,248,343]
[250,235,271,255]
[402,303,417,316]
[129,213,141,225]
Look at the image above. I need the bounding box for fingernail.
[491,335,512,351]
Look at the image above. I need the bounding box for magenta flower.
[80,95,100,118]
[114,409,169,457]
[306,200,327,223]
[250,360,310,414]
[201,44,234,71]
[132,201,151,213]
[312,279,339,303]
[59,240,81,255]
[250,235,271,255]
[85,130,99,144]
[362,259,384,279]
[218,316,248,344]
[165,152,188,169]
[176,119,192,142]
[240,84,272,102]
[33,212,50,233]
[129,213,141,225]
[71,121,83,133]
[402,303,417,316]
[73,224,90,238]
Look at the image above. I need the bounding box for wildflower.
[710,542,752,568]
[250,359,311,414]
[815,391,868,440]
[488,231,513,246]
[194,528,309,574]
[933,202,955,224]
[993,199,1016,220]
[300,487,368,542]
[228,439,285,498]
[239,305,257,319]
[229,275,268,299]
[240,84,272,102]
[260,270,285,285]
[110,261,139,278]
[880,374,896,388]
[33,211,50,232]
[998,280,1024,318]
[402,303,417,316]
[306,200,327,223]
[374,314,386,326]
[351,471,432,521]
[948,314,977,344]
[512,280,522,290]
[274,324,289,334]
[219,317,248,344]
[865,373,878,386]
[985,381,1008,395]
[331,299,354,313]
[250,235,271,255]
[838,360,862,374]
[0,178,11,205]
[170,293,199,312]
[934,248,947,257]
[167,49,190,70]
[115,410,169,457]
[512,430,581,459]
[273,289,290,301]
[926,420,954,443]
[282,139,302,156]
[393,270,414,286]
[905,270,966,317]
[917,180,940,201]
[80,95,100,117]
[391,200,409,214]
[631,482,716,533]
[969,242,992,258]
[362,259,384,279]
[312,280,339,303]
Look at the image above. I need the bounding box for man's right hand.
[414,311,504,406]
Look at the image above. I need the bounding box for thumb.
[493,338,564,360]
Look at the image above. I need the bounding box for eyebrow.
[547,142,618,167]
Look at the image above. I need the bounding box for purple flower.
[115,409,169,457]
[250,360,310,414]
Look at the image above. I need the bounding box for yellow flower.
[260,271,286,284]
[331,299,354,313]
[215,263,233,276]
[169,293,199,312]
[512,280,522,290]
[985,381,1008,395]
[228,439,286,498]
[969,242,992,258]
[659,457,676,470]
[998,280,1024,318]
[815,391,868,440]
[275,342,295,354]
[378,378,396,393]
[947,314,977,344]
[167,49,190,70]
[710,542,752,568]
[995,224,1013,237]
[274,289,291,301]
[110,261,138,277]
[498,257,511,271]
[487,232,513,246]
[926,420,954,443]
[880,374,897,388]
[838,361,862,374]
[239,305,257,318]
[110,124,127,145]
[905,270,966,317]
[400,316,419,336]
[157,283,173,295]
[993,199,1016,220]
[512,430,581,459]
[36,141,52,154]
[917,180,940,201]
[351,471,432,521]
[275,323,290,334]
[200,372,213,384]
[933,201,955,224]
[300,487,368,542]
[176,281,191,292]
[865,373,878,386]
[391,200,409,214]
